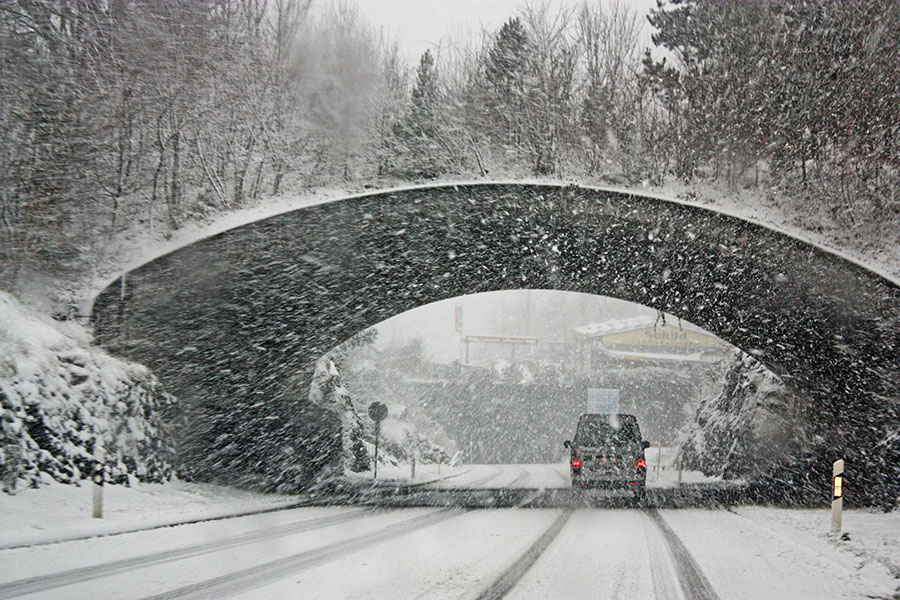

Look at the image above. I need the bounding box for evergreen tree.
[393,50,447,178]
[408,50,440,139]
[482,17,531,152]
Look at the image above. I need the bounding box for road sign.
[587,388,620,414]
[368,402,388,422]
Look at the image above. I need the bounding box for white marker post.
[92,445,106,519]
[831,459,844,535]
[656,438,663,480]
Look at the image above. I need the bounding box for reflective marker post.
[831,459,844,535]
[92,445,106,519]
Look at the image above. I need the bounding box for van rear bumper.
[572,479,643,489]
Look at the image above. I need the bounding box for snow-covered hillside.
[679,351,804,481]
[0,292,174,493]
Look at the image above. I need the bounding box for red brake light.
[636,458,646,469]
[571,458,582,469]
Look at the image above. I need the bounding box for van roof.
[578,413,637,421]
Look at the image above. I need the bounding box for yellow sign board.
[601,326,725,350]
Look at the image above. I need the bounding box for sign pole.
[367,402,388,481]
[373,421,380,480]
[831,459,843,534]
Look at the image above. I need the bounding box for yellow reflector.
[834,476,843,498]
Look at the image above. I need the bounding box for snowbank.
[0,292,174,492]
[0,479,300,549]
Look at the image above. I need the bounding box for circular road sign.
[368,401,388,422]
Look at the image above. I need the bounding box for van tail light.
[636,458,646,469]
[571,458,582,469]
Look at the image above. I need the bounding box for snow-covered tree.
[308,356,369,473]
[392,50,449,178]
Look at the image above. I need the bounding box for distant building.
[568,315,729,374]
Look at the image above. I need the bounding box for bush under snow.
[0,292,174,493]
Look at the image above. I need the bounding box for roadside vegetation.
[2,0,898,304]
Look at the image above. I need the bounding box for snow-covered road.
[2,468,897,599]
[2,504,895,599]
[352,449,721,491]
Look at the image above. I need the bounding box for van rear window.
[575,421,638,447]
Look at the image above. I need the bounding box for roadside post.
[656,437,664,480]
[368,402,388,480]
[92,444,106,519]
[831,459,844,534]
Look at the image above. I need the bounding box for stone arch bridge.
[91,183,899,504]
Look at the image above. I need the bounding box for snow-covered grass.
[733,506,900,582]
[662,506,900,599]
[0,479,301,549]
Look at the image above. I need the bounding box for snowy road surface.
[352,448,720,490]
[2,466,897,599]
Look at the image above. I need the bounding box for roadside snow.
[0,479,301,549]
[661,507,900,599]
[733,506,900,583]
[0,291,173,490]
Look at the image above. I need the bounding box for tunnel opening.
[307,290,808,506]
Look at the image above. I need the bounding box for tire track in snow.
[505,466,531,488]
[474,509,572,600]
[0,508,373,598]
[641,511,687,600]
[429,465,503,489]
[458,465,504,488]
[549,464,570,486]
[138,508,464,600]
[646,509,720,600]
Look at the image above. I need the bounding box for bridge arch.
[91,183,900,502]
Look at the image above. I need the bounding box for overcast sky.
[352,0,657,64]
[373,290,656,363]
